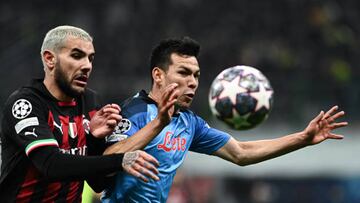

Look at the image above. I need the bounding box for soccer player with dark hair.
[101,36,347,202]
[0,25,161,202]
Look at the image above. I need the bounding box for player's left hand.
[302,105,348,145]
[90,104,122,138]
[122,150,160,182]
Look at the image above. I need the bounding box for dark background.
[1,1,359,202]
[1,0,359,126]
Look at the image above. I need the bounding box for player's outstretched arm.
[213,105,348,166]
[90,104,122,138]
[104,83,179,154]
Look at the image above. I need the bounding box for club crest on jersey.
[82,115,90,134]
[115,118,131,134]
[69,122,78,139]
[12,99,32,119]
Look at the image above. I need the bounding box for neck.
[148,90,180,114]
[43,78,73,102]
[148,91,158,102]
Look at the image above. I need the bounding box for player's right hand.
[122,150,160,182]
[90,103,122,138]
[157,83,179,125]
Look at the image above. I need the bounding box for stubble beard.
[176,96,192,110]
[54,62,83,98]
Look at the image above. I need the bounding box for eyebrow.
[71,48,85,53]
[178,65,200,74]
[71,48,95,56]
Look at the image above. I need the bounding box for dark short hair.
[149,36,200,75]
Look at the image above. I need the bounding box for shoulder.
[180,109,199,120]
[121,91,153,117]
[4,86,45,109]
[1,86,48,127]
[180,109,210,128]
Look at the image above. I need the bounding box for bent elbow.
[234,154,251,167]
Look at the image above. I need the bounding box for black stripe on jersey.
[28,177,50,203]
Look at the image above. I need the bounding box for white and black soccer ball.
[209,65,274,130]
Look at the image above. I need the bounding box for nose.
[81,58,92,73]
[188,75,198,89]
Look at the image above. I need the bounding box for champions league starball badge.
[106,118,131,143]
[12,99,33,119]
[115,118,131,134]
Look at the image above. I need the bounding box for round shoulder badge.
[12,99,32,119]
[114,118,132,134]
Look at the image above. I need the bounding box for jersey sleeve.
[105,111,146,145]
[2,92,58,156]
[189,115,230,154]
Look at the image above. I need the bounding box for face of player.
[54,37,95,98]
[163,53,200,109]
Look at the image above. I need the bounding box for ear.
[152,67,165,84]
[43,50,56,70]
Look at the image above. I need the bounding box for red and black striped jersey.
[0,79,102,202]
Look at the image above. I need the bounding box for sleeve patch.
[114,118,132,134]
[12,99,33,119]
[15,117,39,134]
[105,134,128,143]
[105,118,131,143]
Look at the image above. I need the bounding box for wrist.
[295,131,310,147]
[152,117,168,130]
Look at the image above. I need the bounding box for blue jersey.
[102,90,230,203]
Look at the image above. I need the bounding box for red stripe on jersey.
[16,165,40,202]
[89,110,97,119]
[58,101,77,106]
[59,115,70,149]
[42,182,62,202]
[74,115,86,148]
[66,181,82,202]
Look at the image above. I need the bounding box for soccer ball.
[208,65,274,130]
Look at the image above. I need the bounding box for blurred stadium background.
[1,0,359,202]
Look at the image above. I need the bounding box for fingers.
[312,110,324,124]
[320,106,347,128]
[138,161,160,182]
[123,151,160,182]
[106,116,122,128]
[329,122,348,129]
[161,83,180,111]
[161,83,179,104]
[327,133,344,140]
[102,104,121,115]
[326,111,345,123]
[139,151,160,167]
[322,105,338,120]
[129,161,159,183]
[125,164,150,182]
[101,104,122,128]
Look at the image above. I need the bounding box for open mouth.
[184,93,195,99]
[74,75,88,86]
